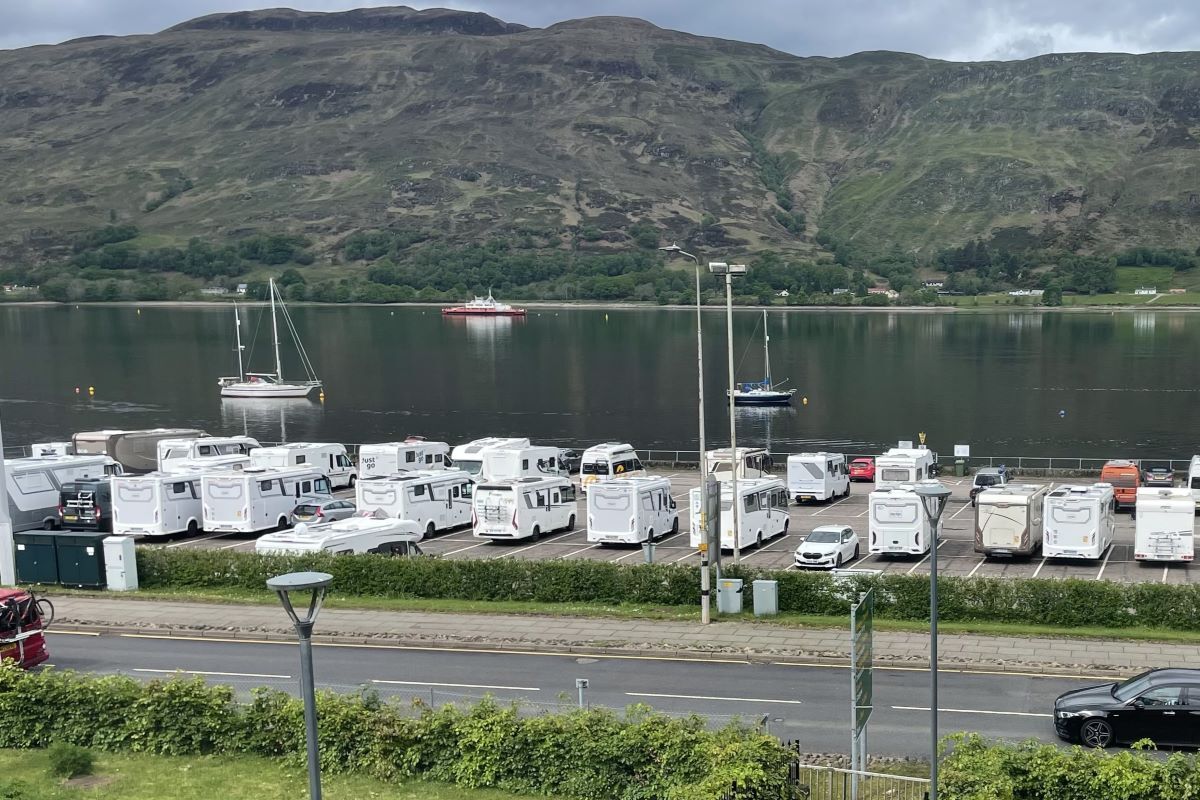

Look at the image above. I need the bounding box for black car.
[1142,463,1175,487]
[1054,668,1200,748]
[557,448,581,474]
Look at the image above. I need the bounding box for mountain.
[2,5,1200,268]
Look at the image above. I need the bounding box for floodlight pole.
[0,411,12,586]
[914,482,952,800]
[710,262,748,561]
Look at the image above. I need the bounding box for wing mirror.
[1132,699,1145,710]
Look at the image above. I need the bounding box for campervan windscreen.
[711,460,733,475]
[457,459,483,477]
[1191,477,1200,489]
[975,474,1003,487]
[582,462,609,475]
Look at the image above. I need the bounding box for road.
[47,630,1091,756]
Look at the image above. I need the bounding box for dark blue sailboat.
[731,310,797,406]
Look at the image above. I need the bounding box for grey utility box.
[103,536,139,591]
[716,578,743,614]
[752,580,778,616]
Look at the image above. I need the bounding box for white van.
[1134,487,1195,563]
[201,467,332,534]
[704,447,773,482]
[974,483,1049,558]
[255,515,424,556]
[875,448,936,490]
[355,469,474,537]
[250,443,357,489]
[1188,456,1200,509]
[472,476,577,541]
[688,477,788,551]
[358,439,451,479]
[450,437,531,479]
[579,443,645,490]
[112,471,204,538]
[158,436,260,471]
[586,476,678,545]
[787,452,850,503]
[1043,483,1116,560]
[481,446,563,482]
[4,455,122,531]
[868,484,939,556]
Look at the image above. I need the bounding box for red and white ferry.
[441,292,527,317]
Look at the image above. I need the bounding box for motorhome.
[1043,484,1116,560]
[480,446,563,482]
[4,455,122,532]
[867,484,939,556]
[1188,456,1200,508]
[250,443,357,488]
[255,515,424,556]
[579,443,645,490]
[704,447,773,482]
[31,442,73,457]
[73,428,205,473]
[358,439,451,479]
[158,436,260,471]
[111,471,205,538]
[450,437,531,479]
[688,477,788,551]
[786,452,850,503]
[1134,487,1195,563]
[201,467,331,534]
[874,448,936,490]
[1099,459,1140,511]
[974,483,1049,558]
[355,469,474,537]
[586,476,678,545]
[472,476,577,541]
[57,478,113,532]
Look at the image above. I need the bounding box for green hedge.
[0,664,790,800]
[135,548,1200,630]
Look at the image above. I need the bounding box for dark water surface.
[0,305,1196,458]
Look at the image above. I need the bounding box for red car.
[849,457,876,482]
[0,589,50,669]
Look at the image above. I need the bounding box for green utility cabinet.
[13,532,59,585]
[54,532,109,588]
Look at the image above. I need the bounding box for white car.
[794,525,860,569]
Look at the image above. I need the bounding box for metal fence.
[787,764,929,800]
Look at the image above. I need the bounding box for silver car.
[291,497,357,525]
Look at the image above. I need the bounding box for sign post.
[850,589,875,798]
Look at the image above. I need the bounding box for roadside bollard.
[575,677,589,709]
[642,540,656,563]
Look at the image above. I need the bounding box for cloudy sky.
[3,0,1198,61]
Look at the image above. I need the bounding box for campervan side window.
[522,459,530,470]
[582,462,609,475]
[409,484,426,500]
[13,473,53,495]
[562,484,576,503]
[461,483,473,499]
[199,445,213,456]
[758,492,769,511]
[1192,477,1200,490]
[434,454,444,464]
[337,454,352,468]
[743,494,755,513]
[452,486,460,499]
[258,480,274,492]
[425,454,434,464]
[406,452,416,463]
[641,494,654,512]
[296,455,307,465]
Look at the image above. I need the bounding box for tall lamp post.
[268,571,333,800]
[659,243,715,623]
[914,481,952,800]
[709,262,748,561]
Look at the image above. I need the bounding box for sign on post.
[702,474,721,571]
[954,444,971,458]
[850,589,874,780]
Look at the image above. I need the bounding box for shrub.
[47,742,94,778]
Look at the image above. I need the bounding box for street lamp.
[709,262,748,561]
[268,571,333,800]
[659,243,715,624]
[914,480,952,800]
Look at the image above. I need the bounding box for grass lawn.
[1115,266,1173,293]
[0,749,542,800]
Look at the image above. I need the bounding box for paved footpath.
[49,595,1195,677]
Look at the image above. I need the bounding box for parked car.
[1142,463,1175,487]
[291,498,357,525]
[557,448,581,475]
[848,458,875,482]
[970,466,1009,506]
[1053,668,1200,748]
[794,525,860,569]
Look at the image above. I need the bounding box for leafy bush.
[47,742,94,778]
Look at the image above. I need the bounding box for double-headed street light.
[268,571,334,800]
[914,481,952,800]
[709,262,748,561]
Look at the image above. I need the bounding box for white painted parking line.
[905,540,946,574]
[1162,565,1170,584]
[615,548,649,563]
[856,509,869,518]
[219,541,253,551]
[164,532,232,548]
[892,705,1050,718]
[967,559,985,578]
[1095,545,1114,580]
[559,544,600,559]
[373,679,540,691]
[628,692,803,705]
[1031,557,1048,579]
[812,497,848,516]
[500,529,576,558]
[949,502,972,521]
[672,550,696,564]
[441,540,492,556]
[134,668,292,680]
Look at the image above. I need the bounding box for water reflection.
[219,398,324,444]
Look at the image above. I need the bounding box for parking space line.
[500,529,575,558]
[967,558,985,578]
[812,497,848,516]
[672,550,696,564]
[219,540,252,551]
[892,705,1050,719]
[615,547,650,562]
[905,539,946,574]
[1095,545,1114,580]
[856,509,869,517]
[1162,565,1170,584]
[442,540,491,556]
[559,544,600,559]
[165,532,232,548]
[949,502,972,521]
[1031,557,1047,579]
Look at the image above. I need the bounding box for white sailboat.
[218,279,322,399]
[730,310,797,406]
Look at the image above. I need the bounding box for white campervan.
[786,452,850,503]
[472,476,577,541]
[1188,456,1200,509]
[4,455,122,532]
[874,448,936,490]
[450,437,531,479]
[158,436,260,471]
[112,471,205,538]
[355,469,474,537]
[704,447,773,482]
[688,477,788,551]
[579,443,645,490]
[250,443,357,488]
[201,467,332,534]
[480,446,563,482]
[1043,484,1116,560]
[868,484,939,556]
[255,516,424,556]
[586,476,678,545]
[974,483,1049,558]
[1134,487,1195,563]
[358,439,451,479]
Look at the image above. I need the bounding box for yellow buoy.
[319,391,325,402]
[88,386,95,396]
[802,396,808,406]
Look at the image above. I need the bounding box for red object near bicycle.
[0,589,49,669]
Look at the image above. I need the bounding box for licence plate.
[64,515,77,521]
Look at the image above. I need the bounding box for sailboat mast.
[233,303,245,379]
[270,278,283,380]
[762,309,772,387]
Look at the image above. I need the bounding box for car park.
[794,525,860,569]
[1054,668,1200,748]
[1142,463,1174,487]
[848,458,875,482]
[291,498,357,525]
